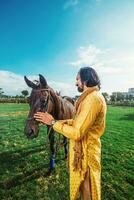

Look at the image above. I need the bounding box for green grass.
[0,103,28,114]
[102,106,134,200]
[0,104,134,200]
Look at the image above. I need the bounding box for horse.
[24,74,74,171]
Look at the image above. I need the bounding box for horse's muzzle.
[24,125,39,139]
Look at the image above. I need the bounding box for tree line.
[0,88,29,103]
[0,88,134,106]
[102,92,134,106]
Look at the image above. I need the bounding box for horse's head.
[24,74,54,139]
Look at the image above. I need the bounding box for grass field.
[0,103,134,200]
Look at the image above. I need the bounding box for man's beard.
[77,85,84,93]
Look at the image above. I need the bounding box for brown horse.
[24,74,74,170]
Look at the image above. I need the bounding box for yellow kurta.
[53,87,107,200]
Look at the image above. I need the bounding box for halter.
[26,88,52,121]
[27,117,34,121]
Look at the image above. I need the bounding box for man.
[34,67,107,200]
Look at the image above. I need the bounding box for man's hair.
[78,66,101,89]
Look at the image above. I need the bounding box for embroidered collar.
[75,86,99,110]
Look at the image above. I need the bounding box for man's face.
[76,74,84,93]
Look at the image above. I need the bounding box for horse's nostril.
[29,129,34,135]
[27,129,35,138]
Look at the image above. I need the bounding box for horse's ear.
[39,74,47,87]
[24,76,38,89]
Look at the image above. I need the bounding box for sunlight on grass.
[0,104,134,200]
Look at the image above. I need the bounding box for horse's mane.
[62,96,75,105]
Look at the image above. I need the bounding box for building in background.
[122,88,134,98]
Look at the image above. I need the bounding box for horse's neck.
[50,89,74,120]
[50,91,63,120]
[54,95,74,120]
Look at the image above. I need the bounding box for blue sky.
[0,0,134,96]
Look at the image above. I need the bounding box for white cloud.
[69,45,134,75]
[0,70,37,96]
[69,45,106,67]
[1,44,134,97]
[69,44,134,93]
[0,70,77,97]
[63,0,79,10]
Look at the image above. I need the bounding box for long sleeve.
[53,95,102,141]
[59,119,74,126]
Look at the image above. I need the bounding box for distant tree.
[128,94,133,101]
[110,94,116,102]
[125,95,129,101]
[116,92,124,101]
[21,90,29,98]
[110,92,125,102]
[102,92,109,102]
[0,88,4,97]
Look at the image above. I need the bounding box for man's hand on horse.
[34,112,54,125]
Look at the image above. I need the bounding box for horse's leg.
[48,126,55,171]
[63,136,68,159]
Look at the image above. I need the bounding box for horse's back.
[61,97,74,119]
